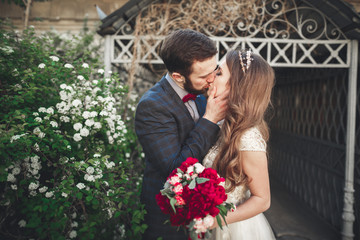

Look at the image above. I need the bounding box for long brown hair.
[212,50,275,192]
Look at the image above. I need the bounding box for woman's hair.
[212,49,275,192]
[159,29,217,77]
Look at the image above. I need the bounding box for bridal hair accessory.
[239,50,253,74]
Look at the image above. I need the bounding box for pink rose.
[173,183,183,195]
[169,174,181,185]
[175,195,186,206]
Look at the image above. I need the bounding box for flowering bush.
[0,23,146,239]
[156,157,235,240]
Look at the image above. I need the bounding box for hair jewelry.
[238,50,253,74]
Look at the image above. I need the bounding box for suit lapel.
[159,77,195,122]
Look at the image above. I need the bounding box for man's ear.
[171,72,185,84]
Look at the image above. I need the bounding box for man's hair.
[159,29,217,77]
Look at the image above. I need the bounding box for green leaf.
[188,179,196,189]
[216,215,223,230]
[76,192,83,199]
[170,198,177,213]
[195,177,209,184]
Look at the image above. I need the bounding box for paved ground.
[264,179,341,240]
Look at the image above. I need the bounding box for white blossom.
[82,111,91,119]
[105,161,115,169]
[85,119,94,127]
[18,220,26,228]
[11,184,17,190]
[60,116,70,122]
[125,153,130,158]
[73,123,83,131]
[62,192,68,197]
[76,183,85,190]
[46,107,54,115]
[38,63,46,69]
[34,143,40,151]
[34,117,42,122]
[7,173,16,183]
[94,122,102,129]
[45,191,54,198]
[49,56,59,62]
[38,107,47,113]
[90,111,98,117]
[12,167,21,175]
[73,133,82,142]
[69,230,77,239]
[82,63,89,68]
[28,182,39,190]
[97,69,104,74]
[86,166,95,174]
[77,75,85,81]
[64,63,74,69]
[39,186,48,193]
[84,174,95,182]
[72,99,82,107]
[80,128,89,137]
[38,132,46,138]
[93,153,101,158]
[60,83,67,89]
[50,121,58,128]
[71,221,78,228]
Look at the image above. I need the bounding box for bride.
[203,49,276,240]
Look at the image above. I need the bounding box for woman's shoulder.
[239,127,266,152]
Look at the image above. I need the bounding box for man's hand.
[203,86,229,124]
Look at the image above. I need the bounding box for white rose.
[194,163,205,174]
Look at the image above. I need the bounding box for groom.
[135,29,228,240]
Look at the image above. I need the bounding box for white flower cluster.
[23,155,42,179]
[83,164,103,182]
[10,133,28,143]
[54,80,128,145]
[0,46,14,55]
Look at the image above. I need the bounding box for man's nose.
[207,72,216,83]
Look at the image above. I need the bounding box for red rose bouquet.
[156,157,235,240]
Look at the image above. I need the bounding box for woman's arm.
[211,151,271,228]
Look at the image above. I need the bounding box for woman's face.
[211,59,230,97]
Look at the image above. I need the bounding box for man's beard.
[183,75,207,95]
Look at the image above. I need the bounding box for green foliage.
[0,22,146,239]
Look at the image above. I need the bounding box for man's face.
[183,56,218,95]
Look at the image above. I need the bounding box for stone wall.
[0,0,127,32]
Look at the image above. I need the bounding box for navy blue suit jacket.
[135,76,220,240]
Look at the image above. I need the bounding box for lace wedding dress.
[203,127,276,240]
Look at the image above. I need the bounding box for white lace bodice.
[203,127,266,205]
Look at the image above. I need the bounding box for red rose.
[170,207,189,226]
[156,193,172,214]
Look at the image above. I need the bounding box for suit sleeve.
[135,98,220,177]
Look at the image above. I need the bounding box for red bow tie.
[182,93,197,103]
